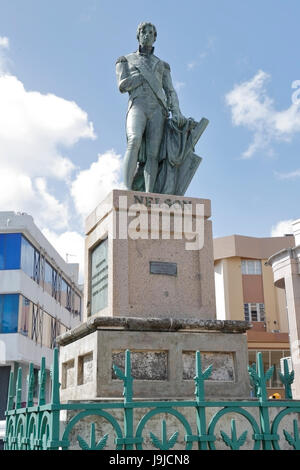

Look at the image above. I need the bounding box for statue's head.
[136,22,157,47]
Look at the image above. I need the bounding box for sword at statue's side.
[191,117,209,148]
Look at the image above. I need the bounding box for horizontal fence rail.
[4,349,300,450]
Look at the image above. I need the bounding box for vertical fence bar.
[38,357,47,406]
[35,356,46,450]
[256,352,274,450]
[6,370,15,411]
[15,367,22,410]
[26,363,34,408]
[123,349,134,450]
[194,351,210,450]
[4,370,15,450]
[280,358,294,400]
[23,362,35,450]
[12,367,23,450]
[48,348,61,450]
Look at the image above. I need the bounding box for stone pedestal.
[84,189,215,320]
[57,190,251,400]
[58,317,250,401]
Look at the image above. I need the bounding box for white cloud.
[225,70,300,158]
[0,37,9,49]
[42,229,85,283]
[275,169,300,180]
[0,75,95,178]
[0,171,69,230]
[0,42,96,234]
[271,219,295,237]
[0,41,125,282]
[34,177,70,229]
[71,150,124,220]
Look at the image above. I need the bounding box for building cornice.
[266,245,300,267]
[56,316,252,346]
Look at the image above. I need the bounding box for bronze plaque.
[150,261,177,276]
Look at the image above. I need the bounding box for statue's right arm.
[116,57,143,94]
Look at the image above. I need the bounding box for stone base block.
[57,317,251,401]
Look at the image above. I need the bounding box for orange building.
[213,234,295,397]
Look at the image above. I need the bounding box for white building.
[267,219,300,399]
[0,212,82,418]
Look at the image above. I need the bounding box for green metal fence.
[3,348,300,450]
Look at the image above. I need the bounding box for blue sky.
[0,0,299,275]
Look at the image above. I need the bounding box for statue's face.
[138,24,156,47]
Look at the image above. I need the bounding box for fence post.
[123,349,134,450]
[194,351,212,450]
[256,352,277,450]
[48,348,61,450]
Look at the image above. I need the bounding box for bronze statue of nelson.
[116,22,208,195]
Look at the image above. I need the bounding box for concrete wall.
[276,286,289,333]
[242,275,264,303]
[0,333,54,368]
[216,257,244,321]
[215,254,289,335]
[262,260,285,332]
[268,244,300,399]
[214,260,226,320]
[214,235,295,262]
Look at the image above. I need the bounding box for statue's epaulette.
[163,61,170,71]
[116,56,127,64]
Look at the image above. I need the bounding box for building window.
[19,296,31,336]
[0,294,19,333]
[21,236,35,280]
[241,259,262,275]
[44,261,53,297]
[19,296,68,349]
[50,317,59,349]
[52,268,60,301]
[248,349,290,389]
[0,233,21,270]
[33,248,41,284]
[20,235,42,283]
[1,233,82,316]
[244,303,265,322]
[31,304,43,345]
[61,278,72,312]
[73,292,81,318]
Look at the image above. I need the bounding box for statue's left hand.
[172,111,186,127]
